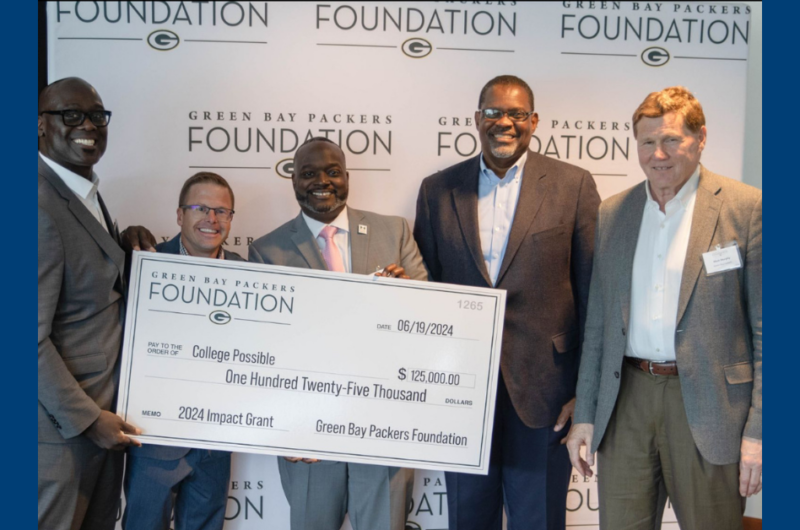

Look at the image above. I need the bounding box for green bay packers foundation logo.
[641,46,670,67]
[402,38,432,59]
[276,158,295,179]
[147,29,180,51]
[209,310,232,325]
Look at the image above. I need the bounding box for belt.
[625,357,678,376]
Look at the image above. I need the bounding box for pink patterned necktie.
[319,225,345,272]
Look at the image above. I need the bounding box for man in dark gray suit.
[38,77,145,530]
[249,137,427,530]
[123,172,243,530]
[414,75,600,530]
[567,87,762,529]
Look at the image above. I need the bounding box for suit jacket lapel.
[38,157,125,276]
[348,208,369,274]
[496,153,549,285]
[97,193,120,246]
[676,167,722,325]
[289,213,327,270]
[616,183,647,329]
[452,157,492,286]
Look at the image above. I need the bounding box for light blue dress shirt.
[478,152,527,285]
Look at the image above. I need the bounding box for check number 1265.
[457,300,484,311]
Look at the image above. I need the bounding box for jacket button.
[621,328,626,336]
[614,371,620,379]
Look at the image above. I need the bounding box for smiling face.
[636,111,706,197]
[292,140,349,223]
[38,78,108,180]
[176,183,233,258]
[475,84,538,176]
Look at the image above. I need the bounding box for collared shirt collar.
[645,165,701,212]
[179,235,224,259]
[302,206,350,238]
[479,150,528,183]
[40,152,100,201]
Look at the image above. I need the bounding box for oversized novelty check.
[117,252,505,474]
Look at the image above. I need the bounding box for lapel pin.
[358,224,368,235]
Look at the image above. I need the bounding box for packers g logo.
[402,38,432,59]
[276,158,295,179]
[147,29,180,51]
[641,46,670,67]
[209,310,232,325]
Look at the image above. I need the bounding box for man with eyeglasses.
[413,75,601,530]
[122,172,242,530]
[38,77,158,530]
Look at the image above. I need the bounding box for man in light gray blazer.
[567,87,762,530]
[38,78,144,530]
[249,137,427,530]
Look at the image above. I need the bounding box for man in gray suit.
[123,172,243,530]
[567,87,762,529]
[249,137,427,530]
[38,77,144,530]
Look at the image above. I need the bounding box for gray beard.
[490,144,516,159]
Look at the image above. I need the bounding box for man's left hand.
[121,225,157,252]
[376,263,410,279]
[740,436,762,497]
[555,397,576,438]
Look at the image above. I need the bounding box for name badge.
[702,242,742,275]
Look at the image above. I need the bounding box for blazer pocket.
[552,331,579,354]
[63,353,108,375]
[724,362,754,384]
[531,224,568,240]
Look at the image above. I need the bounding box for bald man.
[38,77,143,530]
[249,137,427,530]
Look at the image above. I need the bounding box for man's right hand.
[120,225,157,252]
[84,410,142,450]
[283,456,320,464]
[566,422,595,478]
[375,263,410,279]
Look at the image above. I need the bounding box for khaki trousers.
[598,363,745,530]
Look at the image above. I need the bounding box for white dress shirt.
[626,167,701,362]
[478,151,527,285]
[302,207,352,273]
[40,153,109,232]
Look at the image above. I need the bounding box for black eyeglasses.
[180,204,235,221]
[478,108,534,122]
[40,110,112,127]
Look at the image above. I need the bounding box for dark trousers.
[445,375,572,530]
[123,449,231,530]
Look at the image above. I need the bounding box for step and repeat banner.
[47,2,750,529]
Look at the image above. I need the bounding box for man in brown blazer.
[414,75,600,530]
[567,87,762,529]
